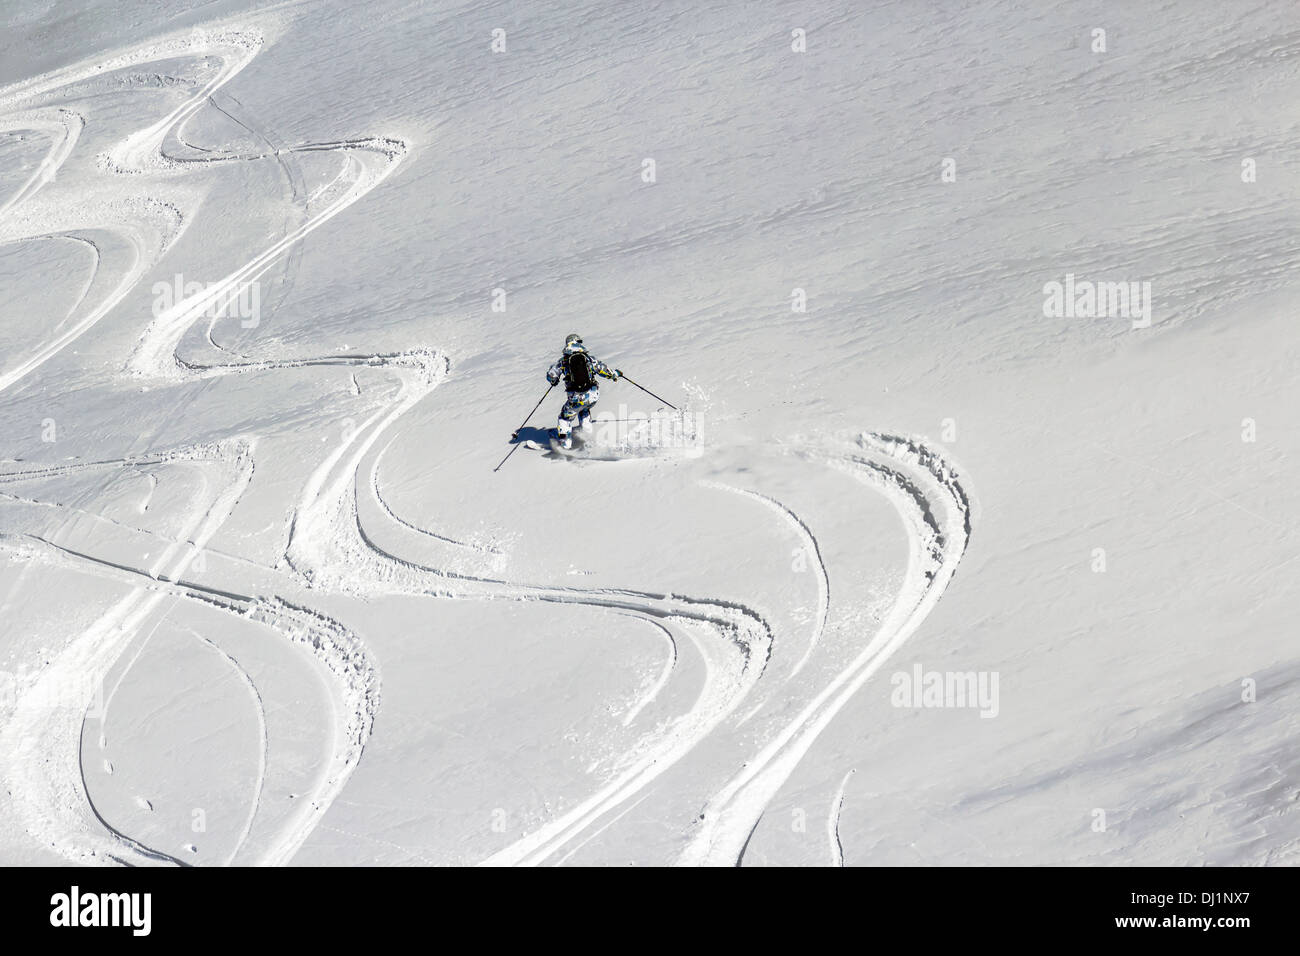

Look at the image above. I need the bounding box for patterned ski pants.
[557,387,599,435]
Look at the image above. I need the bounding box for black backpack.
[563,352,594,390]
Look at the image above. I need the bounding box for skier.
[546,333,621,449]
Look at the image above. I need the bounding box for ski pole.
[619,374,678,411]
[494,383,555,473]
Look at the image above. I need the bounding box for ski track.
[0,197,186,395]
[0,443,254,865]
[618,614,678,728]
[828,768,855,868]
[0,530,383,867]
[0,15,978,868]
[76,610,191,867]
[75,725,189,867]
[370,437,504,558]
[703,482,830,680]
[678,433,973,866]
[191,629,269,867]
[549,790,655,867]
[0,107,84,217]
[128,136,408,382]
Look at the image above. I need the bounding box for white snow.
[1,0,1297,866]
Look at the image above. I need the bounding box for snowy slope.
[1,0,1297,866]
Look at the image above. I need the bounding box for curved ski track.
[678,433,973,865]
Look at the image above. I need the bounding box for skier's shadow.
[511,425,552,444]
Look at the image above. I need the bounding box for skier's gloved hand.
[546,369,560,385]
[612,368,623,380]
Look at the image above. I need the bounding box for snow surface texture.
[0,1,1296,866]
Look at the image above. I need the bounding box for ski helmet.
[564,333,583,348]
